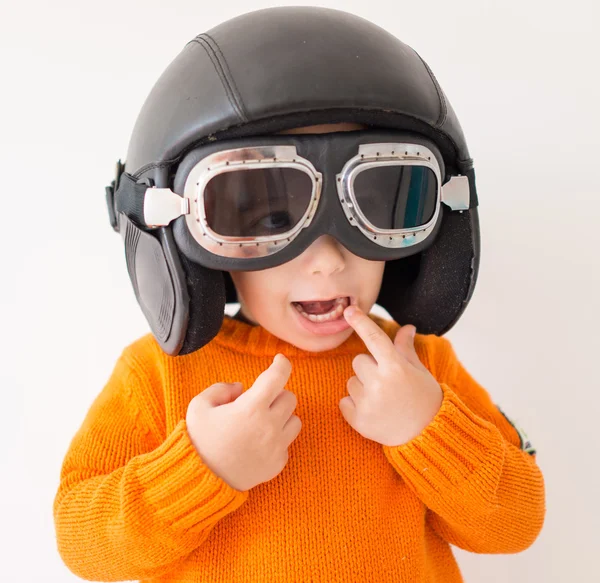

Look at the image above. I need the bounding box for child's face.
[229,123,386,353]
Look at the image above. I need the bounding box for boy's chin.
[287,327,354,353]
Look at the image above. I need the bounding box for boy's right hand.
[185,354,302,492]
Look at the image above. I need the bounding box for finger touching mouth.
[290,296,357,336]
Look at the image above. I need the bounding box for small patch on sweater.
[497,406,536,455]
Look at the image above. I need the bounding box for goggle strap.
[112,171,148,229]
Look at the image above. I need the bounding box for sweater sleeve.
[382,335,546,554]
[53,347,249,581]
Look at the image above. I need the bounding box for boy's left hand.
[338,305,443,447]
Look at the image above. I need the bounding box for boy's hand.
[338,306,443,447]
[186,354,302,492]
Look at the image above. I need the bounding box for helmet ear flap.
[119,214,226,355]
[120,214,189,355]
[176,253,227,355]
[377,205,480,335]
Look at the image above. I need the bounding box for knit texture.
[54,314,545,582]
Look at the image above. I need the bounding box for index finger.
[237,353,293,408]
[343,305,398,365]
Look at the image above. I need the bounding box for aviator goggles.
[111,129,472,271]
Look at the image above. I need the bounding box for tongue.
[297,299,336,315]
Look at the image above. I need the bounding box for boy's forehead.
[276,122,369,135]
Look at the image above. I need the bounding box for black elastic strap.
[466,167,478,209]
[114,172,150,228]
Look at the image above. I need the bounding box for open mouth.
[291,296,351,323]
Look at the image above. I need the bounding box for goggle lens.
[204,167,313,237]
[352,165,437,230]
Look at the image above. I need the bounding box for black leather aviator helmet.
[106,6,480,356]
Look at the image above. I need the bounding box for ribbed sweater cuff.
[134,419,249,532]
[382,383,506,511]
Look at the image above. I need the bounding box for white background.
[1,0,599,581]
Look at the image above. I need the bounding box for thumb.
[394,325,420,363]
[394,324,415,348]
[202,382,244,407]
[339,396,356,427]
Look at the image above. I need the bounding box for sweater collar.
[214,313,375,358]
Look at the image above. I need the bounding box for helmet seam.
[193,34,249,123]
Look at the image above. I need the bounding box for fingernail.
[344,305,357,318]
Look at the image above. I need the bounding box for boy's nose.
[303,235,345,276]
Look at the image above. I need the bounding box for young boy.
[53,7,545,583]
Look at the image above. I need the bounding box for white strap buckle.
[441,175,471,211]
[144,188,190,227]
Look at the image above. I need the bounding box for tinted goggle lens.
[352,165,437,229]
[204,167,313,237]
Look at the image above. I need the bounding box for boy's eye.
[253,210,293,232]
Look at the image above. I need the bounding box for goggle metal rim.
[184,145,322,259]
[337,142,441,249]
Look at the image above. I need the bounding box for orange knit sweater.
[54,314,545,582]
